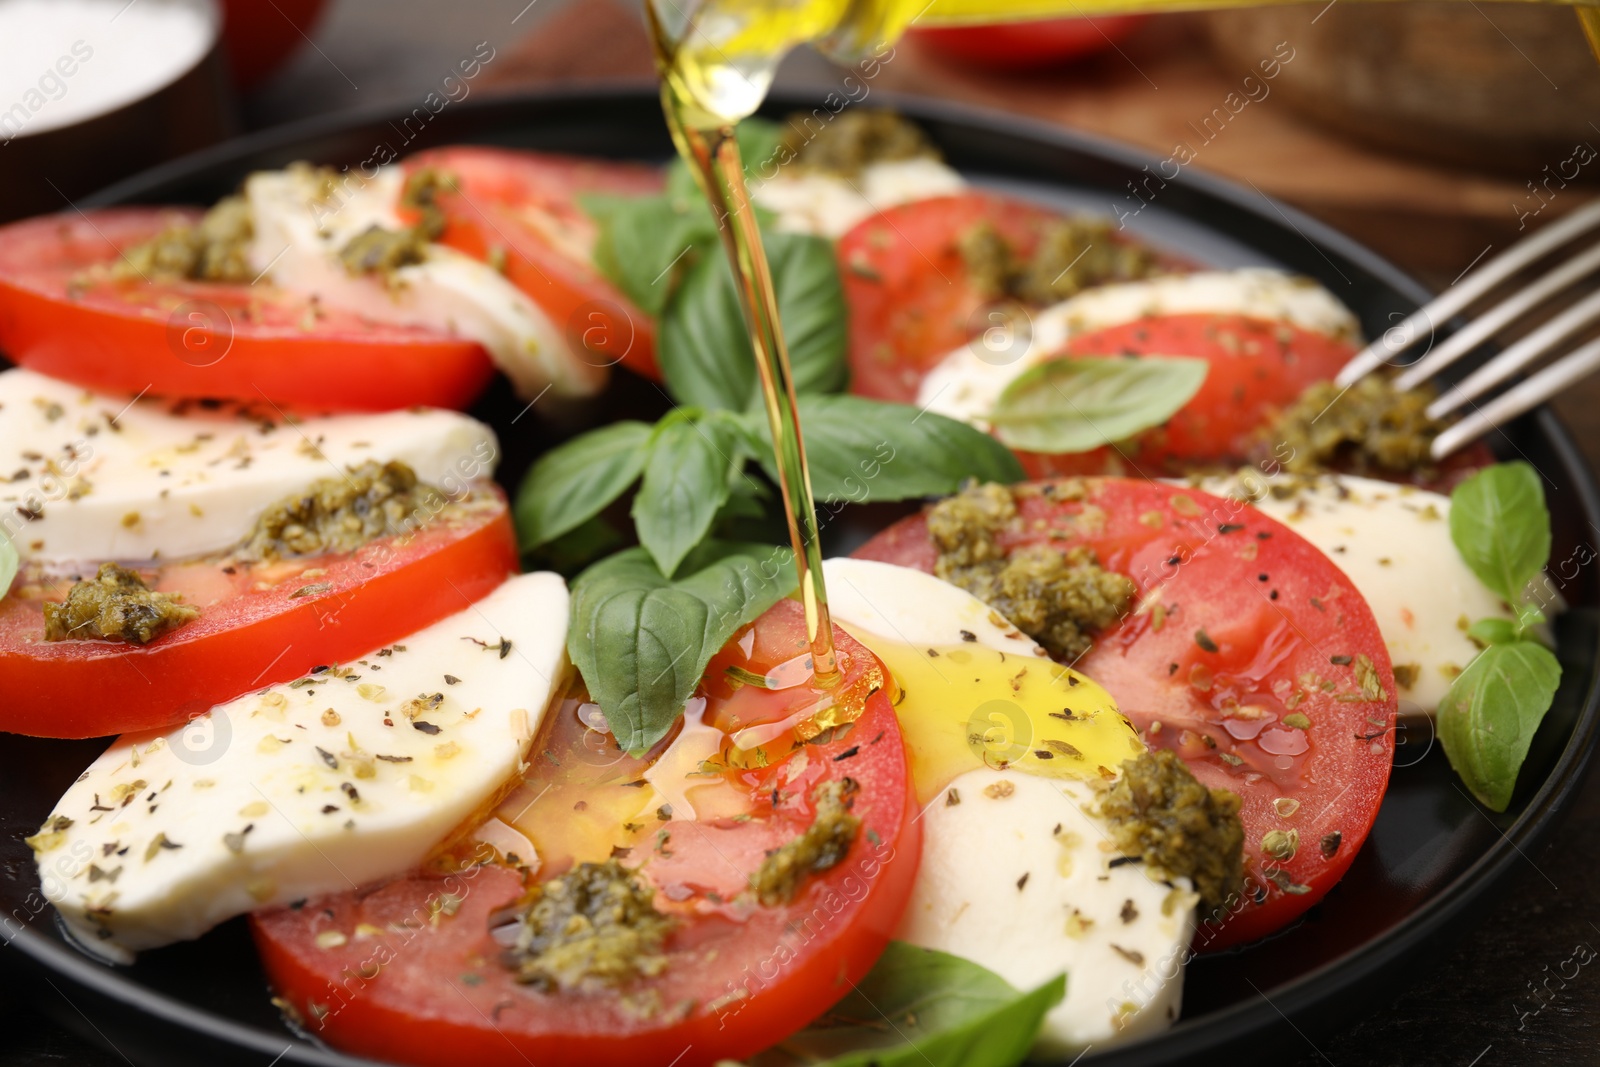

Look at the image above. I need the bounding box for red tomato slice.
[1019,312,1360,478]
[840,192,1063,403]
[0,492,517,738]
[406,148,665,380]
[855,478,1396,950]
[0,210,495,411]
[911,16,1146,69]
[251,598,920,1067]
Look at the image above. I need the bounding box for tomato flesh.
[840,192,1065,403]
[0,492,518,738]
[0,210,495,411]
[251,598,919,1067]
[911,16,1147,69]
[855,478,1396,949]
[407,148,665,380]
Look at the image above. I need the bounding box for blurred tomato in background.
[910,15,1146,69]
[219,0,329,89]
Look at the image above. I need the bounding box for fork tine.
[1431,335,1600,460]
[1335,198,1600,387]
[1427,287,1600,418]
[1393,241,1600,392]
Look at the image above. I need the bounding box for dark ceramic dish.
[0,86,1596,1067]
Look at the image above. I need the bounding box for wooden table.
[4,3,1599,1066]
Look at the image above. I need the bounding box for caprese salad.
[1,109,1566,1067]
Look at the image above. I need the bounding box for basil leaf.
[633,414,737,578]
[514,421,654,550]
[568,541,796,755]
[583,193,717,317]
[987,356,1209,454]
[744,943,1064,1067]
[747,396,1025,503]
[1437,639,1562,812]
[659,230,848,412]
[0,534,16,604]
[1449,462,1551,606]
[1467,617,1520,648]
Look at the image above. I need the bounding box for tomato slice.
[0,210,495,411]
[406,148,665,380]
[855,478,1396,949]
[251,598,920,1067]
[910,16,1147,69]
[840,193,1063,403]
[0,491,517,738]
[1018,312,1360,478]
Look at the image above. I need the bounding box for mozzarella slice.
[246,165,605,399]
[29,572,568,962]
[1195,472,1521,716]
[751,157,967,238]
[918,268,1362,427]
[0,366,497,564]
[903,768,1196,1054]
[822,557,1194,1051]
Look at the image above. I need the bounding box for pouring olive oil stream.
[643,0,1600,733]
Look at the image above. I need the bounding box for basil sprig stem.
[1437,462,1562,812]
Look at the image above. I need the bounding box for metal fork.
[1335,198,1600,461]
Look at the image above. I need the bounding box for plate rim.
[1,82,1592,1066]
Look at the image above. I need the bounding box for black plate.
[2,86,1598,1067]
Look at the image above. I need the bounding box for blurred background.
[2,2,1600,1065]
[5,0,1600,280]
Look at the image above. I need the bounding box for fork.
[1334,198,1600,461]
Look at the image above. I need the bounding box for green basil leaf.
[1437,639,1562,811]
[742,942,1064,1067]
[659,230,848,412]
[1467,617,1520,648]
[0,533,16,604]
[583,193,717,317]
[746,396,1025,503]
[567,541,796,755]
[1449,462,1551,606]
[633,415,737,577]
[987,356,1209,454]
[514,421,654,550]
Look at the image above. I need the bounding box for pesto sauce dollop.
[1264,372,1451,476]
[780,108,940,178]
[1100,749,1244,915]
[335,167,452,279]
[958,216,1162,306]
[927,482,1135,662]
[504,859,675,992]
[240,460,446,561]
[43,562,198,645]
[751,778,862,906]
[112,194,256,284]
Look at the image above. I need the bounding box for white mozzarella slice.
[823,555,1037,653]
[0,367,497,564]
[29,572,568,962]
[1195,472,1522,716]
[902,768,1196,1054]
[822,557,1194,1051]
[751,157,966,238]
[246,166,605,399]
[918,268,1362,427]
